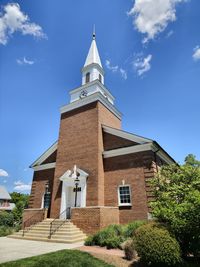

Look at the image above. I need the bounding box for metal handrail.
[48,208,70,239]
[23,209,45,236]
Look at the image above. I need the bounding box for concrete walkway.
[0,237,83,264]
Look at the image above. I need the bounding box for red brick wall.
[100,207,119,228]
[103,132,136,151]
[50,101,121,218]
[71,207,119,235]
[42,150,57,164]
[28,168,55,209]
[22,208,45,227]
[97,102,121,207]
[104,151,156,224]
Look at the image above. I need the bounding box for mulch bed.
[77,246,140,267]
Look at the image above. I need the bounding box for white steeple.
[67,29,119,114]
[84,30,102,68]
[82,28,104,85]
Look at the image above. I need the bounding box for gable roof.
[0,186,11,200]
[102,125,152,144]
[30,141,58,168]
[30,126,176,170]
[102,125,176,164]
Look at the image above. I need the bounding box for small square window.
[118,185,131,206]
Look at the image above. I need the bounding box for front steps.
[8,219,87,243]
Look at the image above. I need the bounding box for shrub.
[0,211,14,227]
[84,235,95,246]
[134,223,182,266]
[124,220,146,238]
[124,239,137,261]
[0,226,14,236]
[104,236,122,249]
[84,224,124,249]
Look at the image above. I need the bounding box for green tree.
[10,192,29,223]
[150,155,200,257]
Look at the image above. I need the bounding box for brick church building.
[24,32,175,235]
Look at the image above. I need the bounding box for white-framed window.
[118,185,132,206]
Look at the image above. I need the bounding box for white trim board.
[103,143,175,165]
[32,163,56,171]
[30,142,58,168]
[103,143,152,158]
[103,125,152,144]
[60,91,122,120]
[69,79,113,102]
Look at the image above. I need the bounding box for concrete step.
[8,235,85,244]
[52,233,86,238]
[22,233,50,238]
[15,231,86,239]
[52,229,82,234]
[8,219,86,244]
[24,230,50,235]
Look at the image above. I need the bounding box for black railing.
[23,210,45,236]
[48,207,71,239]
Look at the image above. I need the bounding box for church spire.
[83,29,102,68]
[82,28,104,85]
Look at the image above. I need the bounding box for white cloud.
[134,54,152,76]
[128,0,187,43]
[0,169,9,177]
[105,59,128,80]
[14,180,31,192]
[119,68,128,80]
[105,60,119,72]
[192,46,200,61]
[0,3,46,45]
[166,30,174,38]
[17,57,34,65]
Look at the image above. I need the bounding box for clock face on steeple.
[79,90,88,99]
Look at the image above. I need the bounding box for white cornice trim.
[69,80,114,102]
[103,142,175,164]
[103,125,152,144]
[103,143,152,158]
[60,92,122,120]
[151,143,175,165]
[33,163,56,171]
[82,63,104,75]
[30,142,58,168]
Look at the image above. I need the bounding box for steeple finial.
[93,24,96,40]
[83,26,102,68]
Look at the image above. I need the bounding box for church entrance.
[59,166,88,219]
[66,187,81,208]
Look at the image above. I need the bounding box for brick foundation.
[22,208,45,227]
[71,207,119,235]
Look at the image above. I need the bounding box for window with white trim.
[118,185,131,206]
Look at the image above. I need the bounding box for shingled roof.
[0,185,11,200]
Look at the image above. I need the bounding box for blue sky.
[0,0,200,193]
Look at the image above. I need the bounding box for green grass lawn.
[0,250,114,267]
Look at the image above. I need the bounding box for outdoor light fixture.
[45,181,49,193]
[74,173,80,207]
[44,180,51,209]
